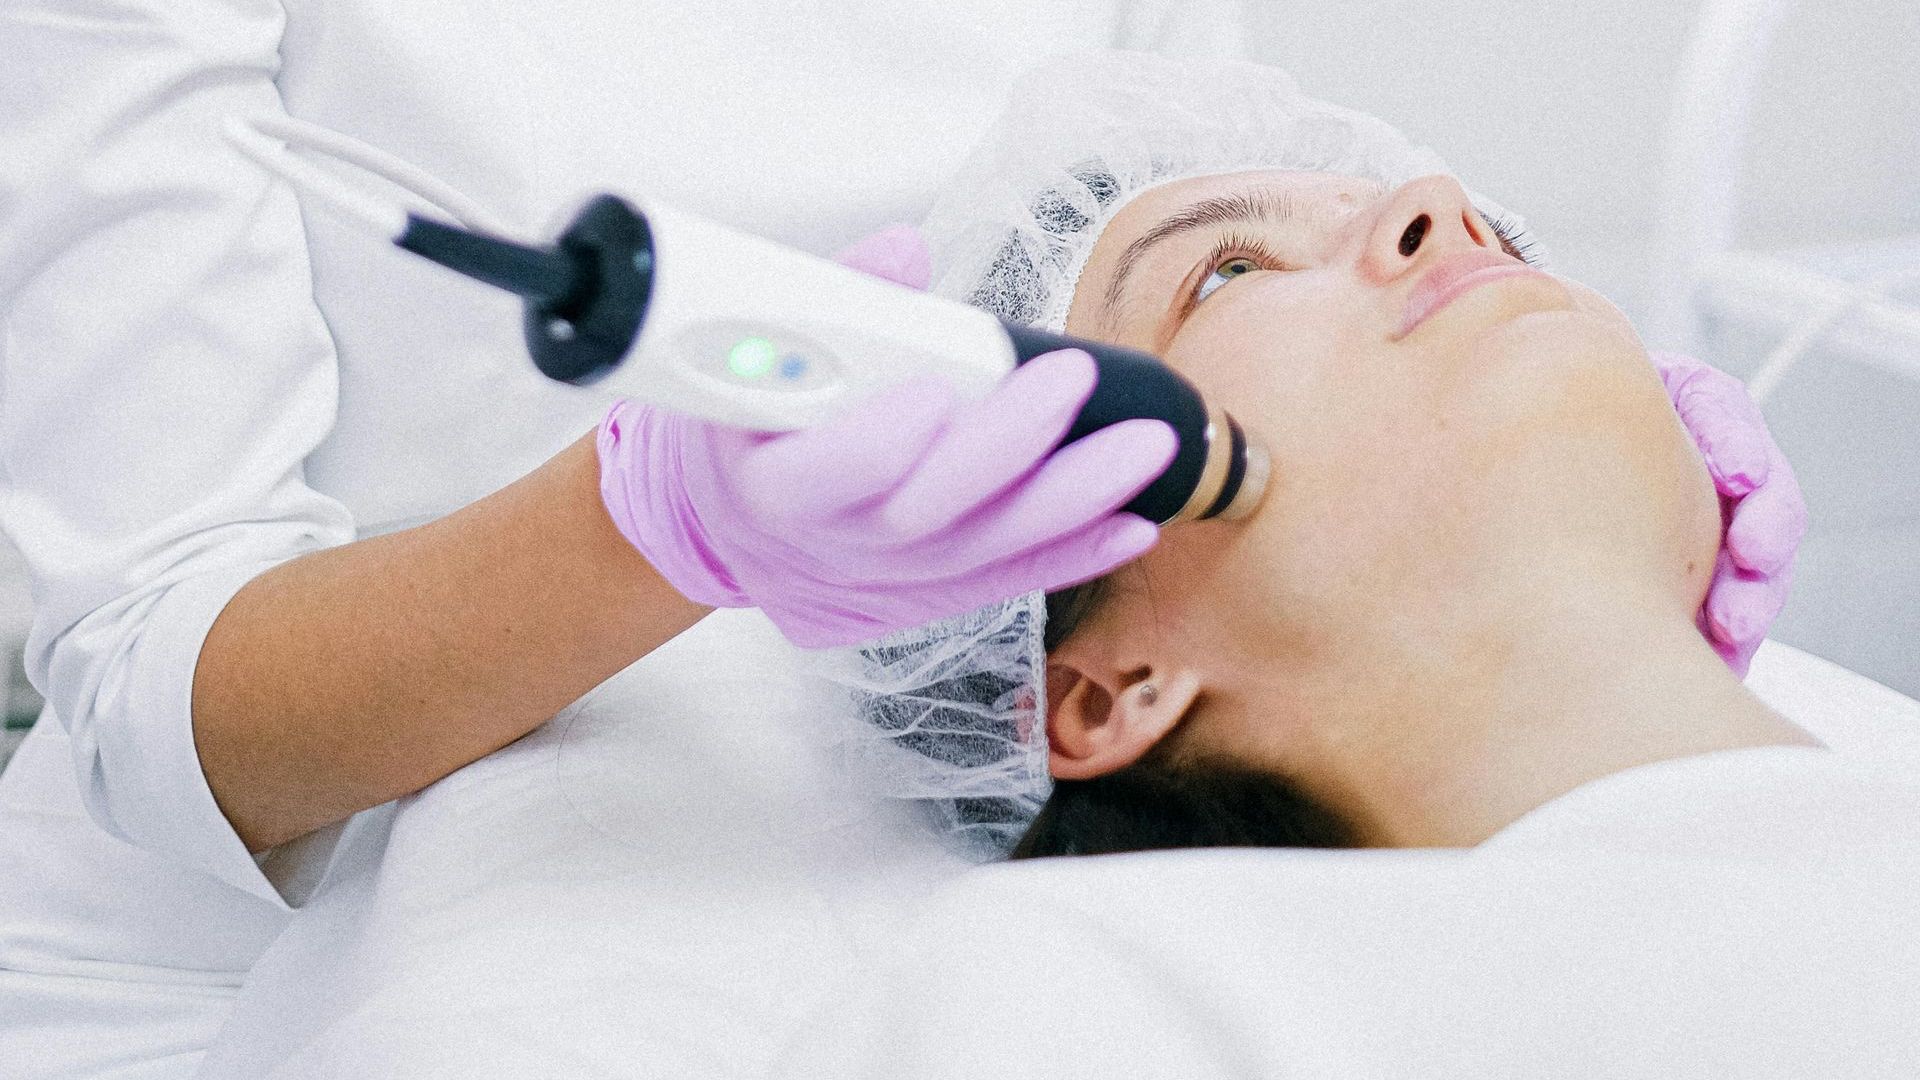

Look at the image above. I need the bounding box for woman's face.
[1058,171,1719,698]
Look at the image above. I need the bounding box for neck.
[1285,593,1821,849]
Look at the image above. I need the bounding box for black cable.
[397,214,588,307]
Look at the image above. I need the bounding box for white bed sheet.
[198,636,1920,1077]
[776,834,1920,1078]
[197,609,978,1078]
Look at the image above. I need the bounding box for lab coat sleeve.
[0,0,356,906]
[1116,0,1252,60]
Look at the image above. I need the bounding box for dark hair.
[1011,579,1358,859]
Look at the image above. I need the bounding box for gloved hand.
[596,225,1176,648]
[1655,350,1808,677]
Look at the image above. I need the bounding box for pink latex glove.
[597,225,1176,648]
[1654,351,1808,677]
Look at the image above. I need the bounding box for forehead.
[1069,170,1387,333]
[1109,169,1384,233]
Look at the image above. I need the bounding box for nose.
[1356,175,1499,285]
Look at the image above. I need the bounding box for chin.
[1451,306,1652,432]
[1456,301,1717,585]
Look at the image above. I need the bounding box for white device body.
[223,114,1021,433]
[220,114,1265,525]
[589,196,1019,431]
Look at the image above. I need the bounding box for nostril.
[1398,214,1430,257]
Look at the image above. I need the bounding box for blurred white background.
[2,0,1914,763]
[1245,0,1920,318]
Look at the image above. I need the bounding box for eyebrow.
[1100,187,1300,330]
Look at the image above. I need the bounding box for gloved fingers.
[1724,443,1808,576]
[731,375,958,526]
[877,417,1177,580]
[1657,352,1770,498]
[927,513,1160,613]
[1696,608,1754,679]
[878,349,1100,540]
[831,224,933,290]
[1702,547,1791,656]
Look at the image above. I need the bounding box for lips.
[1399,250,1546,338]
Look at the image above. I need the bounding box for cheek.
[1160,281,1454,608]
[1176,279,1448,500]
[1164,277,1406,442]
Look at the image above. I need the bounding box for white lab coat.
[0,2,1246,1076]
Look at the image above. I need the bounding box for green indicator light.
[727,337,778,379]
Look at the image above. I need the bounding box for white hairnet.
[807,49,1531,857]
[923,51,1457,335]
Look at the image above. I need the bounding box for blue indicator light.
[778,355,808,380]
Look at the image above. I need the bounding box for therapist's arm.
[194,430,710,852]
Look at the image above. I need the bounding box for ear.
[1044,659,1204,781]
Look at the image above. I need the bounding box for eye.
[1178,233,1298,319]
[1195,256,1262,303]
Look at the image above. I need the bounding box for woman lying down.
[777,51,1918,1077]
[823,49,1913,867]
[1012,154,1817,854]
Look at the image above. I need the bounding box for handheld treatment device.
[224,114,1269,525]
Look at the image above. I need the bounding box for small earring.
[1138,683,1158,707]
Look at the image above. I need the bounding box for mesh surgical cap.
[806,49,1529,857]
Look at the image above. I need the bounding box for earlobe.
[1046,664,1202,781]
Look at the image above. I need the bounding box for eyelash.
[1483,213,1541,266]
[1181,231,1292,315]
[1182,213,1543,314]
